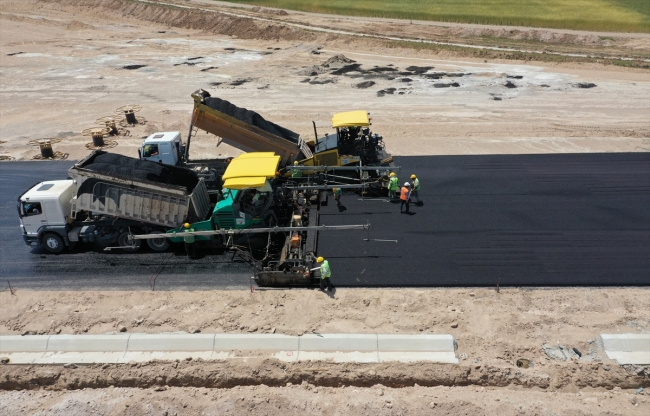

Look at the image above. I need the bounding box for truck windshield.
[22,202,42,216]
[142,144,159,158]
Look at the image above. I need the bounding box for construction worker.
[400,182,411,214]
[183,222,196,258]
[316,256,333,291]
[410,174,421,204]
[332,187,342,207]
[388,172,399,200]
[291,160,303,178]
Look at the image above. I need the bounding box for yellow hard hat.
[389,172,395,177]
[316,256,324,262]
[410,174,416,179]
[183,223,191,228]
[294,161,299,165]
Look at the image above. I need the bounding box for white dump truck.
[18,150,211,253]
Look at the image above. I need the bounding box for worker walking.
[388,172,399,200]
[400,182,411,214]
[183,222,196,259]
[332,187,342,208]
[410,174,421,204]
[317,256,333,292]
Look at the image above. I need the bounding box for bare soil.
[1,288,649,412]
[0,1,648,413]
[1,0,649,162]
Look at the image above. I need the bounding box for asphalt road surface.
[1,153,648,290]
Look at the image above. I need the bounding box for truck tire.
[118,231,142,252]
[146,231,170,252]
[42,233,65,254]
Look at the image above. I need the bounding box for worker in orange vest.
[400,182,411,214]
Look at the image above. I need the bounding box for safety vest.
[413,178,420,191]
[400,187,410,201]
[292,168,303,178]
[183,227,195,243]
[388,176,399,191]
[320,260,331,279]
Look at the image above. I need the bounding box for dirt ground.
[1,0,649,162]
[1,288,649,414]
[1,0,649,414]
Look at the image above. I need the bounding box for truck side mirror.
[138,148,142,159]
[17,203,23,218]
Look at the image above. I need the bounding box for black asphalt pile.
[203,96,298,143]
[330,64,362,75]
[405,66,434,74]
[574,82,597,88]
[355,81,375,89]
[121,65,146,70]
[77,151,199,192]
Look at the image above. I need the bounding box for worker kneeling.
[317,256,333,292]
[183,222,196,259]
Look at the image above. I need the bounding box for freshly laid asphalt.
[0,153,648,290]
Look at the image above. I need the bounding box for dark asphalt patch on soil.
[121,65,147,70]
[377,88,396,96]
[330,63,362,75]
[574,83,597,88]
[229,78,252,86]
[6,52,24,56]
[434,82,460,88]
[405,66,434,74]
[355,81,376,89]
[508,75,524,79]
[174,62,197,66]
[187,56,204,60]
[201,66,217,72]
[504,81,517,88]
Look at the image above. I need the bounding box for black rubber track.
[1,153,648,290]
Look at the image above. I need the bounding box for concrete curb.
[599,333,650,365]
[0,333,458,365]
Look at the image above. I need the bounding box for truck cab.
[18,180,74,252]
[139,131,183,166]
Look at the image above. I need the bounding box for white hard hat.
[404,182,410,187]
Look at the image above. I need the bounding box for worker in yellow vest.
[183,222,196,258]
[317,256,333,292]
[410,174,421,204]
[332,187,342,208]
[291,160,303,179]
[388,172,399,200]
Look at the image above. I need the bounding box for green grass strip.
[222,0,650,33]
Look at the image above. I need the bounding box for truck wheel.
[147,231,170,252]
[42,233,65,254]
[118,231,141,252]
